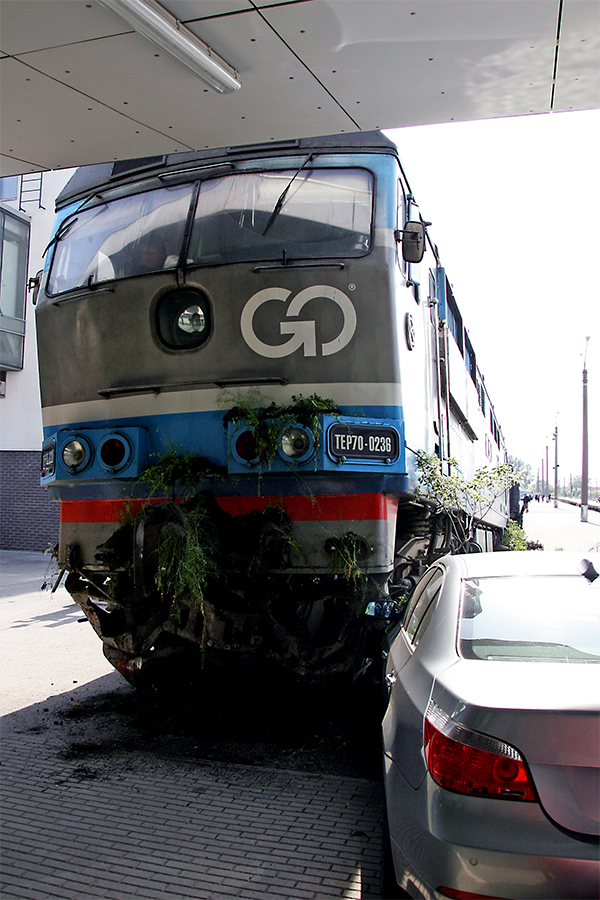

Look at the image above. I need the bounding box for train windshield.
[47,167,373,295]
[188,168,373,264]
[47,183,193,294]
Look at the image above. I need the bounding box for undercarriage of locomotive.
[60,495,497,687]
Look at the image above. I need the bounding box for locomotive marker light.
[232,427,260,467]
[240,285,357,358]
[61,437,92,473]
[280,426,314,462]
[43,427,148,483]
[99,434,133,472]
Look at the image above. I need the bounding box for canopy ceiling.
[1,0,598,176]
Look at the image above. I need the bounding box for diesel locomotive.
[36,131,509,685]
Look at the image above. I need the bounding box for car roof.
[440,550,600,581]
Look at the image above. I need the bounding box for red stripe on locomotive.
[60,494,398,523]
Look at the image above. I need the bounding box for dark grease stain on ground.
[56,664,384,780]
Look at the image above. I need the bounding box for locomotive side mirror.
[397,221,426,263]
[29,269,43,305]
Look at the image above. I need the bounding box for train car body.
[36,132,508,685]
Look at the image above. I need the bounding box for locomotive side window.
[188,168,373,265]
[47,183,193,295]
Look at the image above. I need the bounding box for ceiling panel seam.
[248,0,362,130]
[550,0,564,110]
[4,56,195,151]
[180,0,313,22]
[177,4,265,24]
[0,151,47,172]
[0,31,136,57]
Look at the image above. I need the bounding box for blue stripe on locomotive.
[42,404,412,498]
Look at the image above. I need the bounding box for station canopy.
[1,0,598,176]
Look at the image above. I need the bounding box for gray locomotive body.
[36,132,508,684]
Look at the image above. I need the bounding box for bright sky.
[386,110,600,491]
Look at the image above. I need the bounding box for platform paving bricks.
[1,731,384,899]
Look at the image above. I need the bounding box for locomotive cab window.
[47,183,193,295]
[188,167,373,265]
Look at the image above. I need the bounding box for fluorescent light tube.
[99,0,241,93]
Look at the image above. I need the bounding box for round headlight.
[155,289,210,350]
[62,440,88,470]
[280,427,312,459]
[177,305,206,334]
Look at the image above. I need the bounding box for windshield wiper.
[262,154,313,236]
[42,193,99,257]
[42,217,77,258]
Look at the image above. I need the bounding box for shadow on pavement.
[2,670,384,899]
[3,663,384,779]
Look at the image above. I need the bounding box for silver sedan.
[382,551,600,900]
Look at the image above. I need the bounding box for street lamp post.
[582,336,590,523]
[553,425,558,508]
[541,458,545,498]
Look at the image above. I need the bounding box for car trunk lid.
[433,661,600,835]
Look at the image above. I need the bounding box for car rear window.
[459,576,600,663]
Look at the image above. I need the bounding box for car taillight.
[424,702,536,802]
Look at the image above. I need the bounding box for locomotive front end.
[36,134,418,685]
